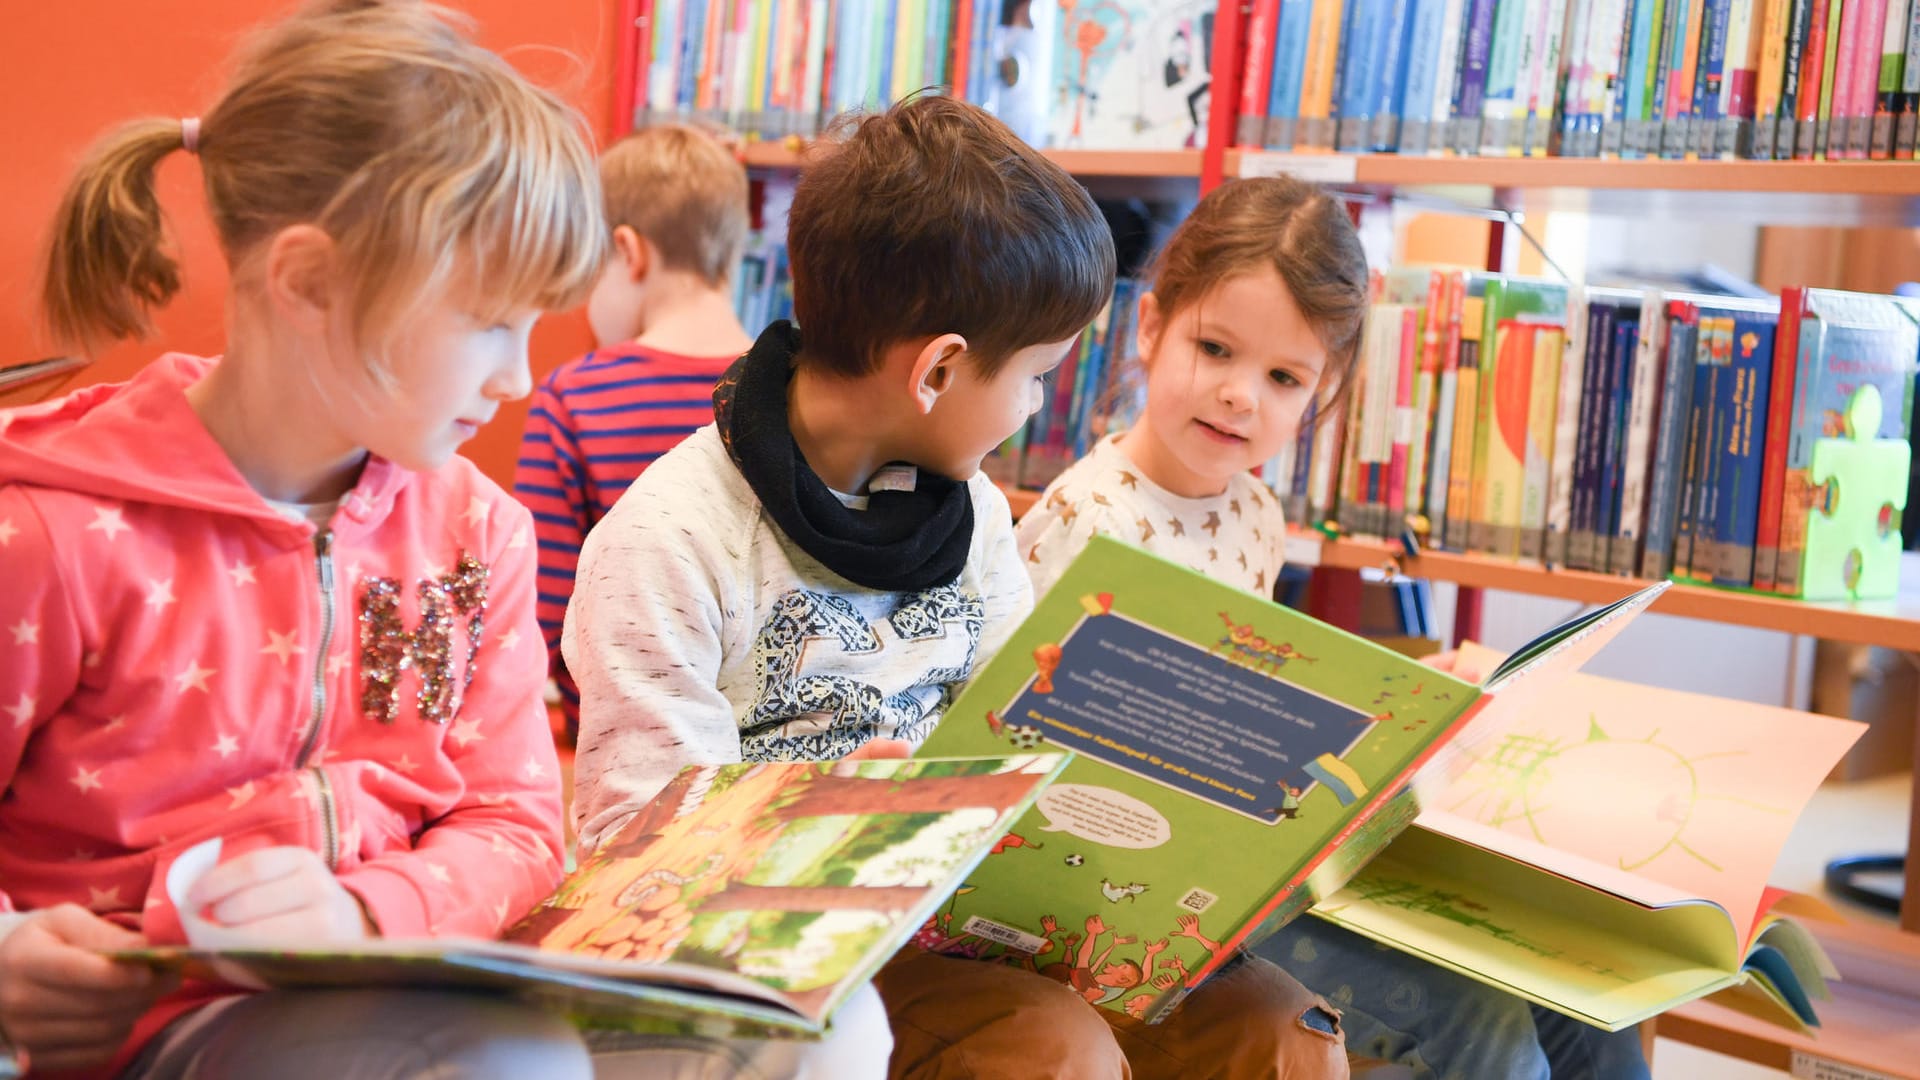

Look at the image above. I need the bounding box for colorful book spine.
[1754,0,1796,155]
[1602,0,1644,154]
[1827,0,1866,156]
[1428,272,1470,526]
[1661,0,1706,156]
[1475,317,1536,555]
[1241,0,1285,146]
[1430,0,1472,152]
[1671,315,1715,576]
[1520,324,1566,561]
[1372,0,1418,149]
[1641,304,1702,578]
[1444,295,1488,549]
[1302,0,1350,148]
[1689,0,1732,157]
[1811,0,1847,157]
[1627,0,1672,154]
[1753,287,1806,589]
[1407,272,1449,516]
[1568,299,1619,569]
[1613,290,1669,573]
[1595,318,1640,566]
[1718,0,1760,155]
[1560,0,1599,153]
[1400,0,1451,153]
[1481,0,1533,153]
[1268,0,1318,149]
[1689,315,1739,578]
[1713,312,1779,586]
[1872,0,1910,155]
[1545,284,1591,566]
[1388,306,1420,523]
[1900,0,1920,153]
[1523,0,1570,155]
[1453,0,1500,150]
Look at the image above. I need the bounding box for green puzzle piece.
[1802,384,1911,601]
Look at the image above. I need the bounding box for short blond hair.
[41,0,605,356]
[599,125,749,287]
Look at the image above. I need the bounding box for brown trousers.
[874,948,1348,1080]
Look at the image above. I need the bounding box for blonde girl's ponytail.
[41,117,196,354]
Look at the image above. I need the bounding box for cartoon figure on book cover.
[1050,0,1214,150]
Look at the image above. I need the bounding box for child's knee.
[875,948,1127,1079]
[1141,956,1349,1080]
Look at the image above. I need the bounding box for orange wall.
[1,0,619,489]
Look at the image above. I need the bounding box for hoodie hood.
[0,353,409,546]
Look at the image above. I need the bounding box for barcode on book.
[1177,888,1218,914]
[958,916,1047,955]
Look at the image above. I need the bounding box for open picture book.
[1309,640,1866,1032]
[915,535,1666,1023]
[123,755,1067,1038]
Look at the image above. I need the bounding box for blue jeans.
[1253,920,1651,1080]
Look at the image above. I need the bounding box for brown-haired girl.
[1019,175,1651,1080]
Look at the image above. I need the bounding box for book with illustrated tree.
[123,754,1067,1038]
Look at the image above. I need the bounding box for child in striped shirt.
[514,125,755,737]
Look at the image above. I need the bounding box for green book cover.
[125,756,1066,1039]
[915,537,1664,1024]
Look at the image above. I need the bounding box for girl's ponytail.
[41,118,193,353]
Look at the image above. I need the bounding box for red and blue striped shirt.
[513,344,736,729]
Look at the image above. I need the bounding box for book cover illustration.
[128,756,1066,1037]
[1047,0,1216,149]
[917,536,1491,1023]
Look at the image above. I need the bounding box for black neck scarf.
[712,321,975,592]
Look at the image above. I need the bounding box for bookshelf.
[1229,152,1920,195]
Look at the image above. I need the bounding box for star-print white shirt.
[1017,434,1290,600]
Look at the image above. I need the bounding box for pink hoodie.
[0,354,566,1071]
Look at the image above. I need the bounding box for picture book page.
[1421,642,1864,938]
[1314,825,1743,1031]
[505,756,1065,1023]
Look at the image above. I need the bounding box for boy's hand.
[185,847,376,943]
[0,904,177,1073]
[840,739,911,762]
[1420,650,1484,683]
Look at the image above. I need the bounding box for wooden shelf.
[1306,531,1920,652]
[1230,151,1920,195]
[999,484,1920,651]
[740,139,1203,178]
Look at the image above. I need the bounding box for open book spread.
[122,755,1067,1038]
[1317,641,1866,1031]
[915,536,1663,1023]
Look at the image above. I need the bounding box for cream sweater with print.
[1017,434,1289,599]
[565,424,1033,854]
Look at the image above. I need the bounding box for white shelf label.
[1791,1052,1900,1080]
[1283,531,1324,567]
[1238,152,1359,184]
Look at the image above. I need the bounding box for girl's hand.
[185,847,376,943]
[0,904,177,1073]
[840,738,911,762]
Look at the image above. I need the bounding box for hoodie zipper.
[298,530,340,870]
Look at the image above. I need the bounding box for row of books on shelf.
[1275,270,1918,598]
[1237,0,1920,159]
[630,0,1219,150]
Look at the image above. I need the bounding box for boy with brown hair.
[515,124,755,737]
[566,96,1347,1077]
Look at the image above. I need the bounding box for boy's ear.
[613,225,652,283]
[909,333,970,414]
[1135,291,1163,366]
[261,224,340,334]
